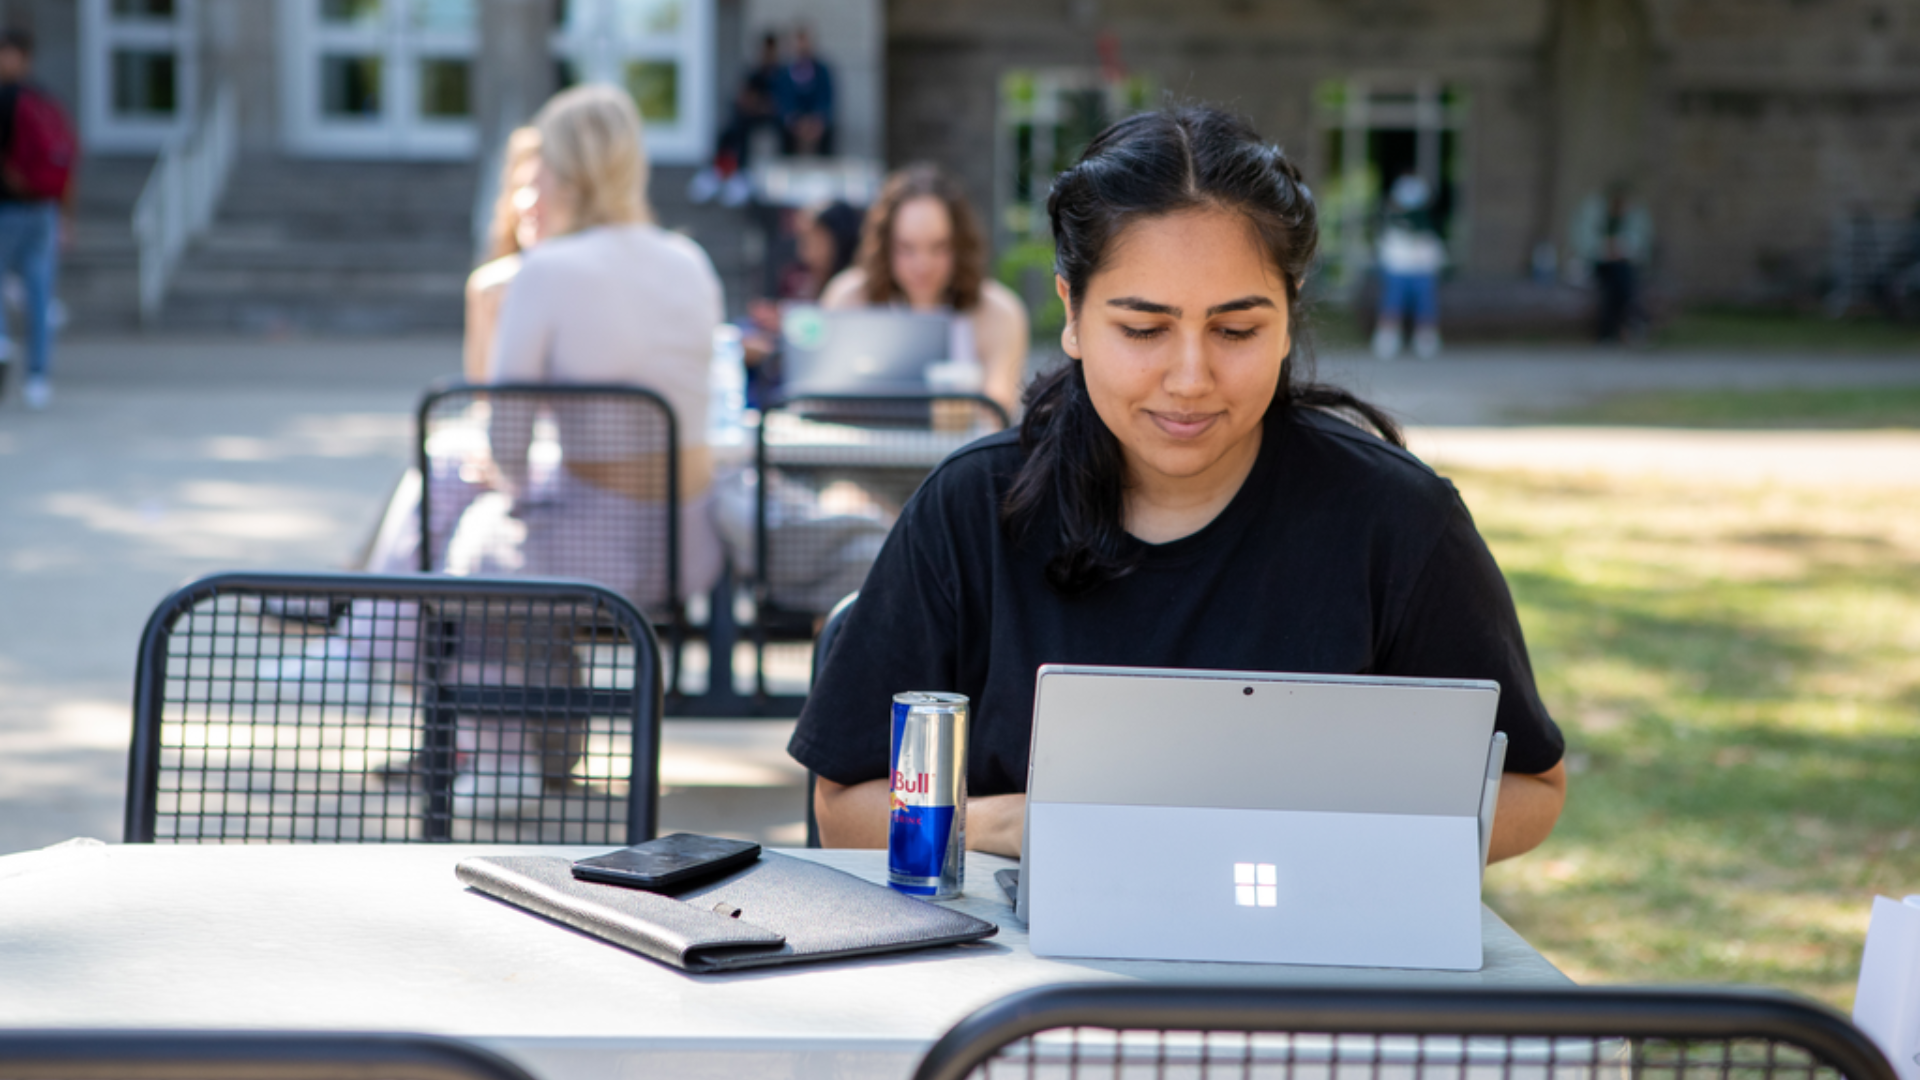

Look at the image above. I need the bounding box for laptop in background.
[779,307,951,398]
[1016,665,1504,971]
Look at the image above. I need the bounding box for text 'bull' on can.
[888,691,969,899]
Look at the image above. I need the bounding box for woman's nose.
[1163,331,1213,397]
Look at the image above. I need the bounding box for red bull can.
[888,691,968,899]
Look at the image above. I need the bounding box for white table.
[0,841,1569,1080]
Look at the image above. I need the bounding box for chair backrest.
[912,984,1903,1080]
[0,1030,539,1080]
[415,382,681,620]
[804,591,858,848]
[128,571,662,845]
[753,393,1009,621]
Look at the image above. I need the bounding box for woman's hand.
[814,777,1027,857]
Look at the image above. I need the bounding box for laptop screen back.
[780,307,952,397]
[1021,666,1500,970]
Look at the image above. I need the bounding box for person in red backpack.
[0,28,75,411]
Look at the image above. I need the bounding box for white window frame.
[550,0,714,165]
[79,0,200,153]
[280,0,479,160]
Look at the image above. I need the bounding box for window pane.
[552,0,583,32]
[418,58,471,118]
[111,0,177,19]
[623,59,677,123]
[412,0,475,32]
[322,55,383,117]
[111,49,177,116]
[614,0,681,36]
[554,57,581,89]
[321,0,383,25]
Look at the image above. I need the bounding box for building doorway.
[551,0,713,164]
[280,0,478,159]
[1314,80,1469,296]
[79,0,199,152]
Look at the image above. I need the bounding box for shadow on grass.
[1503,567,1825,703]
[1520,386,1920,429]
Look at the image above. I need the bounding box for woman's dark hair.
[813,199,865,281]
[1003,105,1404,597]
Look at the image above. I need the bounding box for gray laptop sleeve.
[457,853,997,973]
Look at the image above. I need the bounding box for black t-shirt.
[787,405,1565,793]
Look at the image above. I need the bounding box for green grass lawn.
[1466,468,1920,1006]
[1657,308,1920,353]
[1538,386,1920,429]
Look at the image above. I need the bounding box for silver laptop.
[1017,665,1506,971]
[780,307,951,397]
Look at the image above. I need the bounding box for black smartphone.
[571,833,761,891]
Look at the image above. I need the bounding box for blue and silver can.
[888,691,969,899]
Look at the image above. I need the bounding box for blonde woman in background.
[354,126,546,576]
[446,83,726,610]
[821,164,1029,414]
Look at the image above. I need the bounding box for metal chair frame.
[414,381,686,696]
[0,1030,540,1080]
[802,591,858,848]
[913,984,1903,1080]
[752,393,1010,713]
[127,571,663,844]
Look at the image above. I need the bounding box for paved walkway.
[2,338,1917,855]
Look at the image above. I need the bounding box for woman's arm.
[818,267,867,309]
[815,776,1027,857]
[974,281,1031,416]
[482,260,554,495]
[1487,760,1567,863]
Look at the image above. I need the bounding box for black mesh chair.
[912,984,1902,1080]
[415,382,689,694]
[803,591,858,848]
[751,394,1010,710]
[127,572,662,845]
[0,1031,538,1080]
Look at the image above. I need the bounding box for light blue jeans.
[0,201,59,379]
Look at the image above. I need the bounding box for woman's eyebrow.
[1106,296,1179,316]
[1104,295,1276,317]
[1206,296,1277,316]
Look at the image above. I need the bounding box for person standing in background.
[0,28,76,410]
[1571,181,1653,345]
[1371,173,1445,361]
[776,26,835,156]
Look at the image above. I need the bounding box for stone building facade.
[0,0,1909,320]
[887,0,1920,306]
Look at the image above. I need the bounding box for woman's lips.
[1147,411,1222,440]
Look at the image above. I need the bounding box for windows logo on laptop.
[1017,665,1507,971]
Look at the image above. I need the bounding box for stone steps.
[55,154,765,335]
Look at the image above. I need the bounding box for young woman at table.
[790,106,1568,863]
[820,164,1030,415]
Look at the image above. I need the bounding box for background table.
[0,841,1569,1080]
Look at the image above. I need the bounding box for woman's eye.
[1118,325,1164,340]
[1217,326,1259,342]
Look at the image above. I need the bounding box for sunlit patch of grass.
[1460,466,1920,1008]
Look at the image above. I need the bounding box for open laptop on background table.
[779,307,952,398]
[1015,665,1506,971]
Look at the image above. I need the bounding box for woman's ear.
[1055,274,1078,359]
